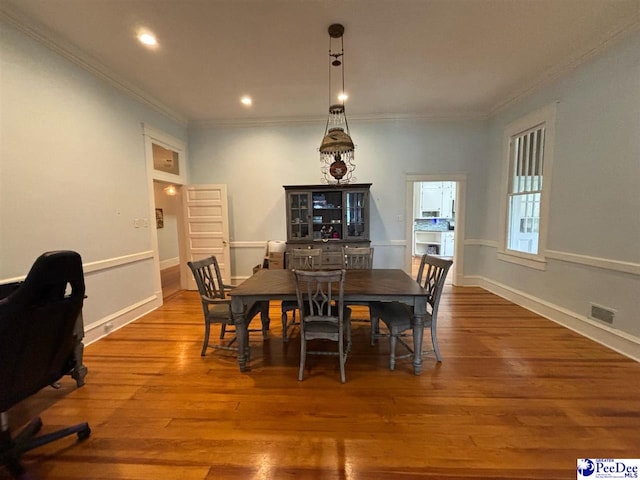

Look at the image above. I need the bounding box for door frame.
[143,124,189,302]
[405,173,466,286]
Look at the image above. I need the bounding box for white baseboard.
[159,257,180,270]
[462,275,640,362]
[83,294,162,346]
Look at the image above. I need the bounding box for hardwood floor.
[4,287,639,479]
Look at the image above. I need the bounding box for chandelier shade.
[319,24,356,184]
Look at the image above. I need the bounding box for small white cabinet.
[441,183,455,218]
[420,183,443,216]
[442,231,455,257]
[414,231,442,256]
[419,182,456,218]
[414,230,455,257]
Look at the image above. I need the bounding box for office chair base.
[1,417,91,478]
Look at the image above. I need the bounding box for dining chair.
[342,246,374,322]
[370,254,452,370]
[293,269,351,383]
[342,246,374,269]
[187,256,269,356]
[281,247,322,342]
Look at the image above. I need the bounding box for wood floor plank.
[3,286,639,480]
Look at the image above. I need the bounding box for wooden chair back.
[187,256,227,301]
[342,246,374,269]
[289,248,322,270]
[416,254,453,314]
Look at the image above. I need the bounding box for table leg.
[231,297,249,372]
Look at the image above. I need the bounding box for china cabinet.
[284,184,371,268]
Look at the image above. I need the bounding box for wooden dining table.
[229,268,429,374]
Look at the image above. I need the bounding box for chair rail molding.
[545,250,640,276]
[463,239,639,276]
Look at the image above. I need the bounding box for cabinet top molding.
[284,183,372,190]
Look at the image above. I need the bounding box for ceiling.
[2,0,639,125]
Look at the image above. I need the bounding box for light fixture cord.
[324,34,332,136]
[340,34,350,135]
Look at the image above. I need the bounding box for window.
[499,105,555,269]
[143,124,187,185]
[508,125,544,254]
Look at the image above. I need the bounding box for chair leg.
[219,323,226,339]
[431,325,442,362]
[201,321,211,356]
[389,333,397,371]
[1,417,91,478]
[260,306,269,340]
[298,337,306,381]
[370,314,379,346]
[281,310,288,342]
[12,417,42,445]
[339,337,346,384]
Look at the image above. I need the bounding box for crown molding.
[4,1,636,130]
[189,110,488,129]
[490,14,640,116]
[0,5,188,127]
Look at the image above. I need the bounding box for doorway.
[405,174,466,285]
[153,181,182,299]
[143,124,188,303]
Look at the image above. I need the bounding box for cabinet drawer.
[322,254,344,268]
[320,243,343,252]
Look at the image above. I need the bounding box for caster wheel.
[78,426,91,441]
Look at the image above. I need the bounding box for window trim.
[498,104,556,270]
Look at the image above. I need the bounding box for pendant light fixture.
[320,23,356,184]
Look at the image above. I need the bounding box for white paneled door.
[183,184,231,289]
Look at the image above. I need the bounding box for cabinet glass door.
[288,192,311,240]
[344,191,366,239]
[312,190,343,241]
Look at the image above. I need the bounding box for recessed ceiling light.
[338,92,348,101]
[138,31,157,47]
[241,96,252,106]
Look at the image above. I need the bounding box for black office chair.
[0,251,91,478]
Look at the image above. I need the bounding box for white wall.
[0,21,187,341]
[476,29,640,353]
[188,119,488,275]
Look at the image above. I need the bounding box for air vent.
[590,303,615,324]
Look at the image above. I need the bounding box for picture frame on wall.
[155,208,164,228]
